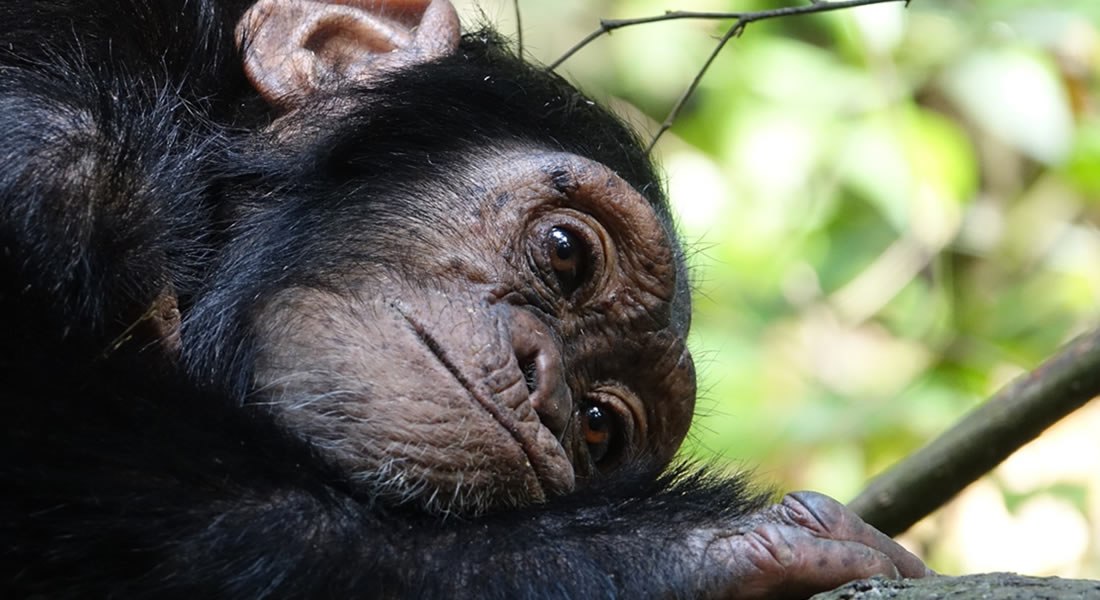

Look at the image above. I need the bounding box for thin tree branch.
[849,327,1100,537]
[549,0,911,70]
[514,0,524,58]
[646,21,744,153]
[549,0,910,150]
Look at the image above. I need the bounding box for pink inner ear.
[341,0,433,29]
[303,14,411,60]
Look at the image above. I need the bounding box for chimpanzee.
[0,0,929,597]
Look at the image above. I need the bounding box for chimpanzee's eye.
[582,403,614,464]
[547,227,587,295]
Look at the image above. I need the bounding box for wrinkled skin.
[695,492,930,599]
[252,152,697,513]
[0,0,930,597]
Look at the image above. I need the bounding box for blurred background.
[454,0,1100,577]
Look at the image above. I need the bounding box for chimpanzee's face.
[248,148,695,514]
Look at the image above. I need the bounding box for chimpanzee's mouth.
[392,303,575,498]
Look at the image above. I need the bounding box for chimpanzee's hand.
[694,491,932,599]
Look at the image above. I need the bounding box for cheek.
[648,337,696,455]
[248,286,574,514]
[262,363,542,513]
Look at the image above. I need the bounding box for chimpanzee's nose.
[511,309,572,439]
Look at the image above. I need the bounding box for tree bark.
[811,573,1100,599]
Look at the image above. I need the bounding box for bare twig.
[646,22,743,153]
[550,0,911,149]
[514,0,524,57]
[549,0,911,70]
[849,327,1100,537]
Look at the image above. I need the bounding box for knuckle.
[742,523,798,574]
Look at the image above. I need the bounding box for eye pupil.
[585,405,607,430]
[546,227,587,295]
[553,229,574,261]
[583,405,610,446]
[581,400,623,468]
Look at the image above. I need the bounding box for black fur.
[0,1,767,597]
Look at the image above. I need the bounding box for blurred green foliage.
[456,0,1100,575]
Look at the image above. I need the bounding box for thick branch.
[849,327,1100,537]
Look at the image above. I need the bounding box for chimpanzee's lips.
[394,306,576,498]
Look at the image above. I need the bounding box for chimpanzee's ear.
[237,0,460,109]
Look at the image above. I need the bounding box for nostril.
[510,310,572,439]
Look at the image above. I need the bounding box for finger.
[717,522,902,600]
[784,491,932,578]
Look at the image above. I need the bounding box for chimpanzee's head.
[182,0,695,514]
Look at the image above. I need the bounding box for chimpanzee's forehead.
[324,31,669,216]
[274,32,693,338]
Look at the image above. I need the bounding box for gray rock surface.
[811,573,1100,599]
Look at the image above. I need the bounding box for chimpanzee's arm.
[5,379,924,600]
